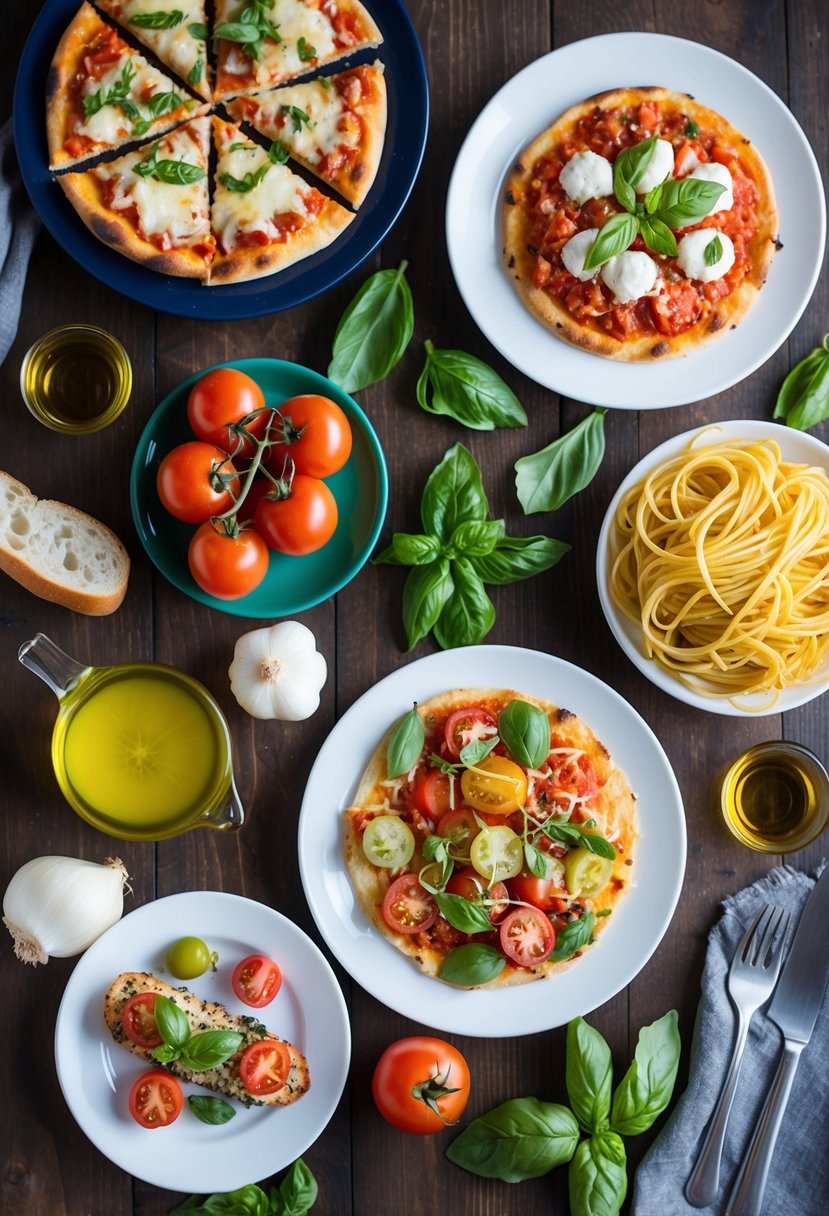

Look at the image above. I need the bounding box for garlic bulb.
[3,855,129,966]
[229,621,327,721]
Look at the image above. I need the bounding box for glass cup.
[720,740,829,853]
[20,324,133,435]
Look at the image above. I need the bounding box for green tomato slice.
[564,847,614,898]
[362,815,415,869]
[470,825,523,883]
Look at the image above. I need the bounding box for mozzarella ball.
[600,251,659,304]
[561,228,601,281]
[687,162,734,214]
[677,230,736,282]
[559,151,613,205]
[635,139,676,193]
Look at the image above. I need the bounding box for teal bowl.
[130,358,388,618]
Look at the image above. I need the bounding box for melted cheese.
[76,53,180,144]
[687,162,734,215]
[212,144,309,249]
[121,0,205,78]
[561,228,600,281]
[94,126,209,243]
[255,82,349,164]
[635,138,675,193]
[217,0,338,86]
[600,251,659,303]
[559,150,613,205]
[677,229,736,283]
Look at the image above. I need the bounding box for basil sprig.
[220,140,286,192]
[297,35,316,61]
[439,942,506,987]
[386,703,425,778]
[171,1157,318,1215]
[435,891,494,935]
[328,262,414,392]
[498,699,550,769]
[515,410,606,515]
[131,9,184,28]
[133,142,205,185]
[774,334,829,430]
[150,995,243,1071]
[459,733,499,767]
[549,912,596,962]
[281,104,310,132]
[540,819,616,860]
[187,1095,236,1125]
[214,0,281,60]
[416,340,528,431]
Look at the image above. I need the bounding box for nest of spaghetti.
[609,437,829,700]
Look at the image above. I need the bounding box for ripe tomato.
[412,769,460,819]
[232,954,283,1008]
[499,907,555,968]
[188,521,269,600]
[372,1037,470,1134]
[187,367,268,457]
[128,1069,183,1129]
[254,475,338,556]
[264,394,352,478]
[444,706,497,759]
[445,866,509,923]
[121,993,162,1049]
[156,442,241,524]
[506,869,568,912]
[461,755,528,815]
[436,806,480,853]
[239,1039,292,1097]
[381,873,438,936]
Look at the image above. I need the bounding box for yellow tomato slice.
[460,755,528,814]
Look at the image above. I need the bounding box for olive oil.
[20,325,132,434]
[721,742,829,853]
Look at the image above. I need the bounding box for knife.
[725,867,829,1216]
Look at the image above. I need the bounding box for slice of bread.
[0,471,129,615]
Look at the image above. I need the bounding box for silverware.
[725,867,829,1216]
[685,904,790,1208]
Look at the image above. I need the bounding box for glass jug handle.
[18,633,90,698]
[199,775,245,833]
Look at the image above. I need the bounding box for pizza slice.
[47,3,204,169]
[213,0,383,102]
[226,62,386,208]
[58,116,214,279]
[209,116,354,285]
[94,0,211,101]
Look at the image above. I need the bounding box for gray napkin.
[0,119,40,366]
[632,864,828,1216]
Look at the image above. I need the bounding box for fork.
[685,903,791,1208]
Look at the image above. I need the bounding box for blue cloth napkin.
[0,119,40,366]
[632,864,828,1216]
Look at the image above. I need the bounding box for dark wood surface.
[3,1,827,1213]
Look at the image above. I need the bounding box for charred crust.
[774,236,784,250]
[351,161,365,182]
[556,708,576,722]
[650,341,671,358]
[508,254,515,267]
[89,213,125,248]
[255,253,272,270]
[527,244,539,256]
[46,64,59,102]
[513,161,524,173]
[708,314,724,333]
[505,190,516,205]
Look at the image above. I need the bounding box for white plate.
[297,645,685,1037]
[597,419,829,716]
[446,33,825,409]
[54,892,350,1193]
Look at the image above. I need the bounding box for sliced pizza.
[213,0,383,102]
[208,116,354,285]
[226,62,386,207]
[58,116,214,279]
[47,2,203,170]
[95,0,211,101]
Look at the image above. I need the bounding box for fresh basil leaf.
[684,118,700,138]
[281,104,310,132]
[435,891,494,934]
[416,341,528,431]
[422,834,448,862]
[220,165,270,193]
[229,142,257,152]
[131,116,152,137]
[268,139,290,164]
[580,833,616,860]
[187,58,204,85]
[471,535,569,585]
[612,135,657,212]
[296,35,316,62]
[459,733,500,767]
[450,519,504,558]
[188,22,208,39]
[566,1017,613,1134]
[187,1095,236,1125]
[446,1096,579,1181]
[515,410,606,514]
[648,177,726,226]
[704,233,723,266]
[638,216,677,257]
[374,532,442,566]
[439,943,506,987]
[132,9,184,28]
[524,841,548,878]
[275,1158,318,1215]
[386,704,425,778]
[774,335,829,429]
[154,994,190,1049]
[213,21,262,44]
[421,444,489,542]
[144,158,205,185]
[549,912,596,962]
[180,1029,244,1072]
[151,1041,181,1064]
[582,213,638,271]
[147,90,183,117]
[569,1132,628,1216]
[498,699,550,770]
[428,754,460,777]
[610,1010,681,1135]
[433,557,495,649]
[328,262,414,392]
[169,1184,272,1214]
[402,559,454,650]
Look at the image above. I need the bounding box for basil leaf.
[374,532,442,566]
[188,59,204,85]
[449,519,504,557]
[148,158,205,185]
[416,341,528,431]
[386,704,425,778]
[609,1009,681,1135]
[433,557,495,649]
[566,1017,613,1134]
[612,135,657,212]
[188,22,208,39]
[439,943,506,987]
[459,733,500,767]
[549,912,596,962]
[446,1096,579,1181]
[281,104,310,132]
[775,337,829,430]
[297,36,316,62]
[180,1029,244,1072]
[649,177,725,226]
[151,1042,181,1064]
[638,215,677,257]
[213,21,262,44]
[275,1158,318,1216]
[154,994,190,1049]
[268,139,290,164]
[582,213,638,271]
[220,165,270,193]
[169,1184,271,1214]
[515,410,606,515]
[421,444,489,542]
[524,841,548,878]
[684,117,700,138]
[402,559,454,650]
[187,1095,236,1125]
[704,233,723,266]
[471,535,569,585]
[146,90,184,117]
[132,9,184,28]
[328,262,414,392]
[435,891,494,934]
[568,1132,627,1216]
[498,699,550,770]
[422,834,449,862]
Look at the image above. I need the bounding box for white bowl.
[596,419,829,716]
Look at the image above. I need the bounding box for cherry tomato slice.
[128,1069,183,1129]
[412,769,460,819]
[436,807,481,853]
[381,873,438,936]
[239,1039,292,1096]
[461,755,528,815]
[445,866,509,924]
[231,954,283,1008]
[499,907,555,968]
[121,993,162,1049]
[506,867,568,912]
[444,707,497,760]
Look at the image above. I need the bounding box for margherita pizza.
[503,87,779,360]
[344,690,636,989]
[95,0,211,101]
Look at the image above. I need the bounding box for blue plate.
[129,359,388,617]
[14,0,428,319]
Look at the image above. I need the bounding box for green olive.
[165,935,216,979]
[564,847,614,898]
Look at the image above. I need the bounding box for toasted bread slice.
[104,972,309,1107]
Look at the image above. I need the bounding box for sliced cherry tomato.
[381,873,438,936]
[461,755,528,815]
[412,769,460,819]
[239,1038,292,1096]
[506,857,568,911]
[232,954,283,1008]
[499,907,555,968]
[372,1037,470,1134]
[444,706,497,760]
[445,865,509,923]
[121,993,162,1049]
[156,442,240,524]
[128,1069,183,1129]
[564,847,614,897]
[264,394,353,478]
[187,367,268,457]
[254,475,338,556]
[436,807,481,853]
[188,521,269,600]
[362,815,415,868]
[469,825,524,883]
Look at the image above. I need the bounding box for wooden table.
[3,1,827,1212]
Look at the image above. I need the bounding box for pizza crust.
[208,196,354,284]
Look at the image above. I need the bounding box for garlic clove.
[229,621,327,721]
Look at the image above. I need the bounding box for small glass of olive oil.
[20,324,132,434]
[721,741,829,853]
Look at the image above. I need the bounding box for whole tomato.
[187,368,269,457]
[188,521,269,600]
[156,442,241,524]
[254,475,338,556]
[264,394,353,478]
[372,1036,471,1134]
